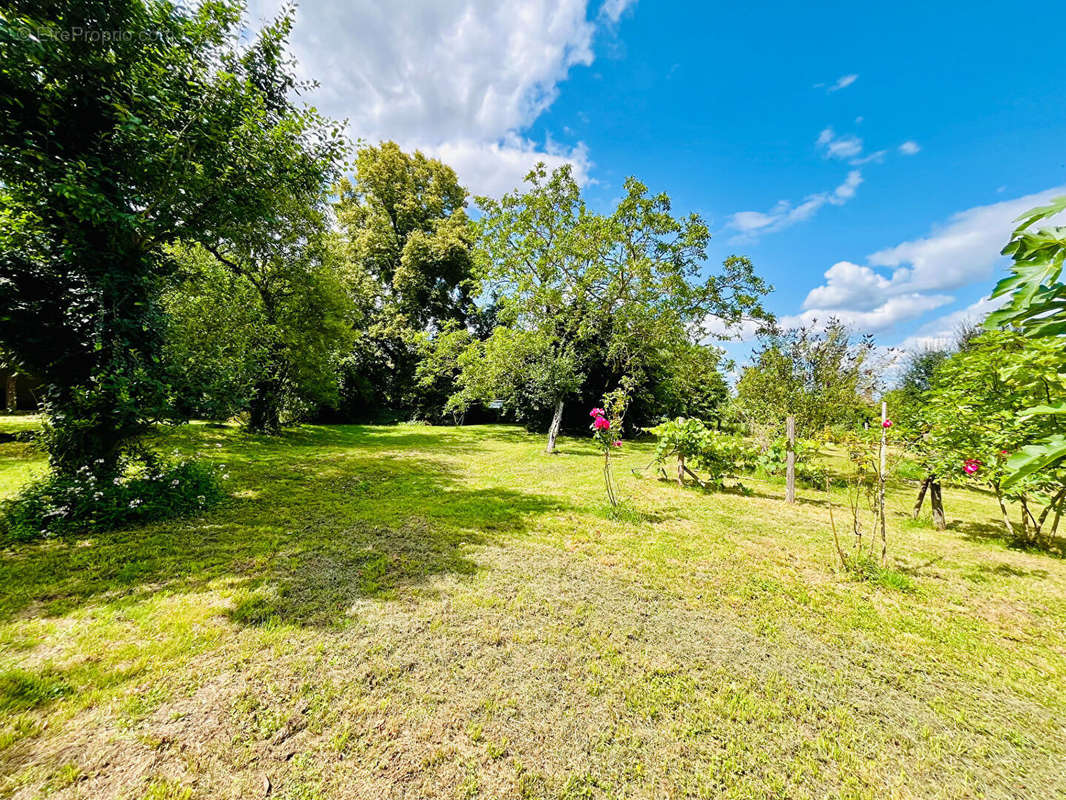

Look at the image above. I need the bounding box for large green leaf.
[1008,196,1066,239]
[1002,435,1066,488]
[1020,402,1066,417]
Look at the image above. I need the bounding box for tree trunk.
[677,454,685,486]
[995,487,1015,539]
[248,376,282,434]
[5,373,15,412]
[930,480,946,530]
[545,398,564,454]
[913,475,932,519]
[785,414,796,504]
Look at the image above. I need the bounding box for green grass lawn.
[1,420,1064,799]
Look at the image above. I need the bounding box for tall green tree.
[986,196,1066,485]
[0,0,344,473]
[735,318,877,440]
[334,142,474,417]
[886,347,952,529]
[920,331,1066,541]
[169,228,353,432]
[456,164,770,452]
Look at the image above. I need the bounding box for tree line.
[1,0,1061,542]
[0,0,771,482]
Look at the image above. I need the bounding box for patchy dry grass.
[0,419,1064,799]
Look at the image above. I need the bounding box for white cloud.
[849,149,887,165]
[825,73,859,92]
[896,295,1006,352]
[729,170,863,239]
[783,293,953,334]
[898,140,921,155]
[816,127,863,160]
[427,137,591,199]
[245,0,621,195]
[702,316,765,342]
[801,186,1066,312]
[795,186,1066,335]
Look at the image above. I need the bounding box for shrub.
[651,417,758,489]
[755,436,825,486]
[1,451,226,542]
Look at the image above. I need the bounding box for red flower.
[612,440,622,447]
[590,408,605,418]
[963,458,981,475]
[882,419,893,429]
[593,416,610,431]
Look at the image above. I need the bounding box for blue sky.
[251,0,1066,363]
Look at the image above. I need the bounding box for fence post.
[785,414,796,504]
[878,401,888,563]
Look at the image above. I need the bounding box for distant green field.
[1,421,1063,799]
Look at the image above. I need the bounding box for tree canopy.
[452,163,771,450]
[0,0,345,470]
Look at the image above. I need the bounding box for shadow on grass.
[0,440,569,628]
[949,519,1066,560]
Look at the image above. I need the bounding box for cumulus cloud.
[729,170,863,239]
[795,186,1066,334]
[426,137,591,199]
[245,0,623,195]
[702,316,766,342]
[782,293,953,334]
[896,295,1006,352]
[801,186,1066,310]
[898,140,921,155]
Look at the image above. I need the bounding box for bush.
[651,417,759,488]
[755,436,826,486]
[1,452,226,542]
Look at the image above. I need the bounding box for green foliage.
[456,163,770,438]
[448,327,581,423]
[919,331,1066,541]
[987,196,1066,337]
[1,451,225,542]
[755,436,825,486]
[651,417,758,488]
[736,318,877,439]
[334,142,475,417]
[0,0,344,473]
[984,196,1066,488]
[413,322,476,422]
[647,341,731,424]
[162,248,266,421]
[185,232,355,432]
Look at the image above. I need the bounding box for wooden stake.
[878,401,888,564]
[785,414,796,504]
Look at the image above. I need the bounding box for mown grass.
[0,417,1064,799]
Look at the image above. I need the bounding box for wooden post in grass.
[785,414,796,504]
[930,480,946,530]
[878,401,888,563]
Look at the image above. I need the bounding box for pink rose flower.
[882,419,893,428]
[612,440,622,447]
[963,459,981,475]
[590,408,605,418]
[593,416,610,431]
